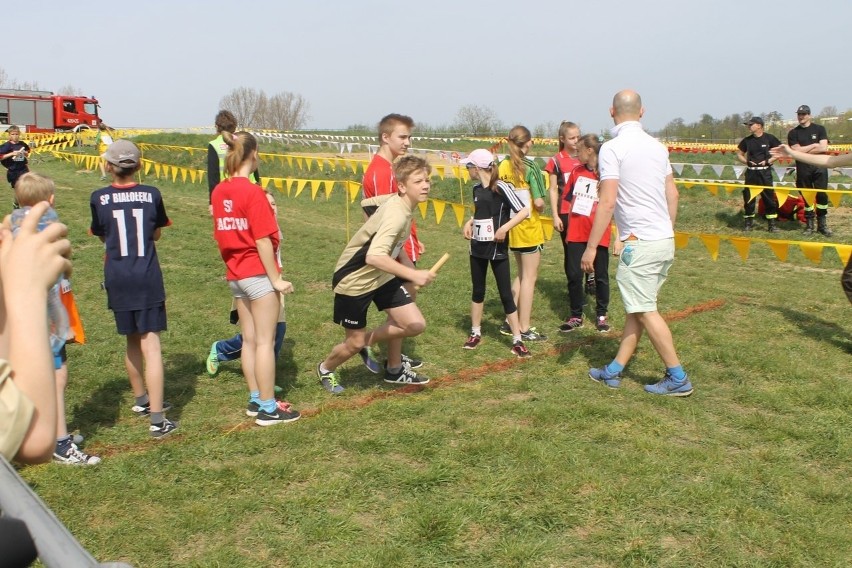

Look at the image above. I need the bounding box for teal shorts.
[615,238,674,313]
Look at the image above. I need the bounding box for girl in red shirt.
[211,131,299,426]
[561,134,615,333]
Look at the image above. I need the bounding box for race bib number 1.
[572,176,598,217]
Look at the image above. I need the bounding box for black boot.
[817,216,832,237]
[767,218,779,233]
[803,214,815,234]
[744,218,754,231]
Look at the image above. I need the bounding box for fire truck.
[0,89,100,133]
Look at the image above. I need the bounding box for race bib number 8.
[473,218,495,241]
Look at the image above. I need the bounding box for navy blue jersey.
[469,179,525,260]
[89,183,170,311]
[0,140,30,174]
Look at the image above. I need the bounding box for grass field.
[15,137,852,567]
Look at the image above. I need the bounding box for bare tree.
[261,91,310,131]
[453,104,501,136]
[56,84,84,96]
[817,105,838,118]
[219,87,267,128]
[0,68,7,88]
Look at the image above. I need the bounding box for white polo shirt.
[599,121,674,241]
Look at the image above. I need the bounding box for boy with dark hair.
[90,140,177,438]
[318,156,435,394]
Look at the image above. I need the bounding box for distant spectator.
[96,121,115,181]
[771,144,852,303]
[0,126,30,207]
[787,105,832,236]
[736,117,781,232]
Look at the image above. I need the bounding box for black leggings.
[470,256,516,314]
[565,242,609,318]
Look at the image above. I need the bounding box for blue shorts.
[114,304,167,335]
[53,344,67,370]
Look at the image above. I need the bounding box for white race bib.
[510,188,531,219]
[472,218,495,242]
[571,175,598,217]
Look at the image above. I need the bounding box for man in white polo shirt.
[580,89,693,397]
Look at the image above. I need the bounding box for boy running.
[318,156,435,394]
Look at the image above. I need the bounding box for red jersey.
[211,177,280,280]
[544,150,581,215]
[565,165,610,247]
[362,153,421,262]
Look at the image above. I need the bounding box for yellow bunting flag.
[728,237,752,261]
[322,180,333,200]
[273,179,283,191]
[799,190,816,205]
[451,203,467,227]
[775,189,789,206]
[309,181,320,201]
[674,232,690,249]
[180,168,188,183]
[766,240,790,262]
[189,169,197,183]
[706,184,719,196]
[347,181,361,203]
[286,156,293,168]
[432,200,446,224]
[434,165,445,180]
[295,180,307,198]
[699,234,721,261]
[418,201,428,219]
[541,218,554,242]
[798,242,823,264]
[155,163,162,178]
[828,192,842,208]
[171,167,178,183]
[144,161,153,175]
[835,244,851,264]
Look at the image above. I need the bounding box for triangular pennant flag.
[323,180,333,200]
[674,232,690,249]
[273,179,283,191]
[798,242,823,264]
[171,166,178,182]
[417,201,428,218]
[347,181,360,203]
[773,165,787,181]
[834,244,852,265]
[706,184,719,196]
[144,161,153,175]
[682,182,694,189]
[155,163,162,178]
[451,203,466,227]
[309,181,320,201]
[799,190,816,205]
[732,166,745,179]
[671,163,684,176]
[349,160,359,174]
[744,187,759,202]
[766,240,790,262]
[724,183,738,195]
[260,177,271,190]
[189,169,197,183]
[286,156,293,168]
[452,165,462,179]
[432,200,446,224]
[541,218,554,241]
[434,165,445,180]
[180,168,188,183]
[294,179,308,198]
[711,165,725,178]
[699,234,721,261]
[691,164,706,177]
[827,191,842,208]
[774,189,789,206]
[728,237,752,261]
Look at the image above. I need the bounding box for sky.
[6,0,851,136]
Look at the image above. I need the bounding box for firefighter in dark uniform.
[736,116,782,232]
[787,104,832,236]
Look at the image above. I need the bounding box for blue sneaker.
[589,366,621,389]
[644,372,694,397]
[359,346,381,374]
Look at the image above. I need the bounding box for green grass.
[15,146,852,568]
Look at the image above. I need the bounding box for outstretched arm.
[771,145,852,168]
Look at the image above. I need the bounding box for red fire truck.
[0,89,100,133]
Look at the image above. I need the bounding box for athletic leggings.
[565,242,609,318]
[470,255,516,314]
